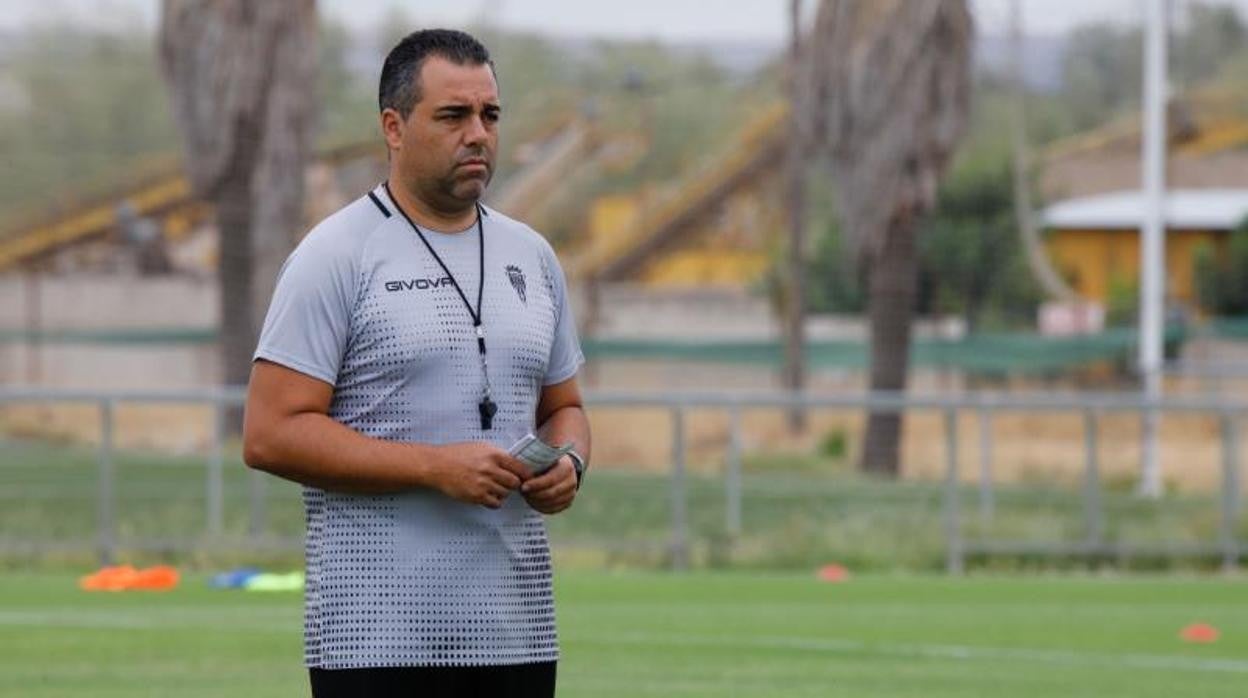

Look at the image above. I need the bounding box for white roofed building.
[1041,188,1248,311]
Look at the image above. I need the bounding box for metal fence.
[0,386,1242,573]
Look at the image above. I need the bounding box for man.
[243,29,589,697]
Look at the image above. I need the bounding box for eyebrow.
[434,103,502,115]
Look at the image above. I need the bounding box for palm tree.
[1008,0,1078,303]
[158,0,318,420]
[782,0,809,433]
[805,0,973,476]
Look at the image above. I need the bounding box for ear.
[380,108,405,151]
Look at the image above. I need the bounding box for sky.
[3,0,1247,41]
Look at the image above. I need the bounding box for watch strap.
[567,449,587,489]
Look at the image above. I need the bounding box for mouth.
[456,162,490,181]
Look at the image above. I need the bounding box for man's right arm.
[242,359,529,508]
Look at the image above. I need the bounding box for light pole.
[1138,0,1168,499]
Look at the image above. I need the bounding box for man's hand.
[432,442,531,509]
[520,455,578,514]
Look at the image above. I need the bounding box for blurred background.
[1,0,1248,573]
[3,2,1248,696]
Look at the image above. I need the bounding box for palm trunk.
[804,0,972,477]
[1009,0,1076,302]
[216,170,256,431]
[159,0,317,435]
[782,0,808,433]
[861,215,918,476]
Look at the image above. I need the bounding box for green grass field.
[2,438,1246,695]
[1,571,1244,697]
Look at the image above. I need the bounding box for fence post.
[207,400,225,538]
[1083,409,1103,552]
[725,405,743,539]
[944,407,963,574]
[1221,412,1240,573]
[671,406,689,570]
[97,399,117,566]
[978,405,994,523]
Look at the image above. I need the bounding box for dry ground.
[4,360,1246,494]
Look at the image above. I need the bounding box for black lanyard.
[382,182,497,430]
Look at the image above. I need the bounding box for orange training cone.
[131,565,180,591]
[817,563,850,583]
[1180,623,1220,644]
[79,565,180,591]
[79,565,139,592]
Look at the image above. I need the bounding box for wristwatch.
[566,449,588,489]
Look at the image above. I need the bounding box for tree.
[806,0,973,476]
[1173,4,1246,87]
[0,25,178,218]
[1054,5,1247,134]
[158,1,318,410]
[804,156,1042,331]
[804,214,865,316]
[1059,24,1142,132]
[918,157,1041,331]
[782,0,809,432]
[1194,217,1248,315]
[319,17,374,145]
[1008,0,1077,304]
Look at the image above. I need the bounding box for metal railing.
[0,386,1242,572]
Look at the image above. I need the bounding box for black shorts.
[309,662,557,698]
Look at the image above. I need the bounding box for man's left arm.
[522,376,591,514]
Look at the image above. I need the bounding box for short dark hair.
[379,29,495,118]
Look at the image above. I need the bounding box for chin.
[454,181,488,202]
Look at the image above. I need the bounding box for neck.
[385,178,478,232]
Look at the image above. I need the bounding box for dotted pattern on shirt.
[299,199,565,669]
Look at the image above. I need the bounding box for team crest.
[505,264,526,304]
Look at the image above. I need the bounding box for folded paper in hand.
[508,433,574,475]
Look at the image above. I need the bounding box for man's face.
[388,56,500,211]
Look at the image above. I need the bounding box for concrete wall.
[1,277,968,388]
[0,274,220,388]
[584,285,965,341]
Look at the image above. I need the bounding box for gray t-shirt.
[254,184,583,669]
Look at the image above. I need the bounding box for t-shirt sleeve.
[253,233,357,386]
[540,240,585,386]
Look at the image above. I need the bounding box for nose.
[463,113,489,148]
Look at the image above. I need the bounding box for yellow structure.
[583,187,777,288]
[1046,228,1224,305]
[575,103,787,286]
[0,140,384,270]
[583,193,641,270]
[1043,189,1248,309]
[641,249,770,287]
